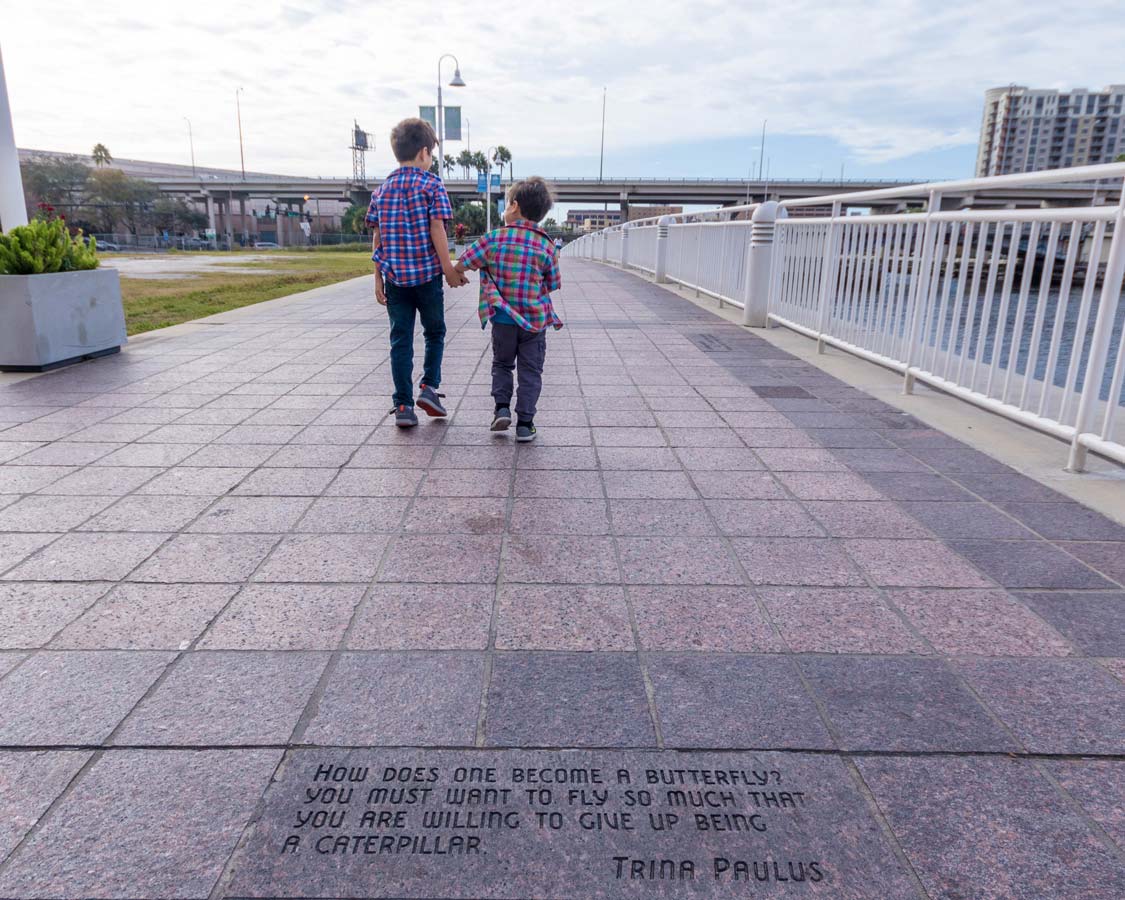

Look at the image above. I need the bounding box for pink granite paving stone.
[0,582,107,648]
[495,584,633,650]
[705,499,824,536]
[296,496,410,532]
[347,583,492,650]
[197,584,363,650]
[618,535,743,584]
[113,651,329,745]
[608,498,717,535]
[302,652,484,745]
[51,583,238,650]
[775,470,886,501]
[129,533,278,583]
[761,587,928,654]
[0,749,281,899]
[3,531,168,582]
[958,658,1125,754]
[381,534,502,583]
[78,494,214,532]
[843,538,994,587]
[734,537,867,586]
[503,534,620,583]
[1044,759,1125,848]
[404,496,508,534]
[0,751,91,859]
[889,588,1075,656]
[804,500,933,537]
[859,756,1125,900]
[0,650,173,744]
[630,585,783,651]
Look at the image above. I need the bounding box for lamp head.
[449,68,466,87]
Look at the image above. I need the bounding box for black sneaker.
[416,384,447,417]
[491,406,512,431]
[516,422,537,443]
[394,404,418,427]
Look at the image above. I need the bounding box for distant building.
[565,205,684,232]
[626,204,683,222]
[566,209,622,231]
[976,85,1125,176]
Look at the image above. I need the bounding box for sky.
[4,0,1125,184]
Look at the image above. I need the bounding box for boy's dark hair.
[507,177,553,223]
[390,118,437,163]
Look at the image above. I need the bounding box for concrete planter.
[0,268,127,371]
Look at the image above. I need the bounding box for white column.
[742,201,780,327]
[620,224,630,269]
[0,44,28,231]
[1068,176,1125,472]
[653,215,673,282]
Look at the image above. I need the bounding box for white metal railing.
[562,162,1125,470]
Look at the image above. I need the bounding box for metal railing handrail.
[780,161,1125,208]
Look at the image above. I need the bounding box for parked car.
[85,237,121,252]
[253,241,281,249]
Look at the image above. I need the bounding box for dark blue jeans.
[385,275,445,408]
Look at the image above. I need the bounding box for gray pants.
[491,324,546,421]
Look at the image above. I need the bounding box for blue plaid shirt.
[366,167,453,286]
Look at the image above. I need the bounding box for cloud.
[4,0,1123,177]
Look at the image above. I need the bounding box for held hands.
[445,267,470,289]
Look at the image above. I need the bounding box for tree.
[471,151,489,176]
[341,203,368,234]
[443,156,456,177]
[542,217,558,230]
[452,200,486,236]
[1116,153,1125,162]
[456,150,474,180]
[493,146,513,180]
[91,144,113,167]
[86,168,158,234]
[150,198,207,235]
[20,154,91,211]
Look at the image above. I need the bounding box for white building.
[976,85,1125,176]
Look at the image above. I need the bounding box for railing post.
[601,230,608,263]
[742,201,779,327]
[814,201,843,352]
[1067,176,1125,472]
[902,190,942,394]
[620,224,630,269]
[654,215,672,282]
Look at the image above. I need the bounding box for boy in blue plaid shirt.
[366,118,468,427]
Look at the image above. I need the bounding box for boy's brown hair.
[390,118,438,163]
[507,177,553,223]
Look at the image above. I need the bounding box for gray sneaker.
[416,384,447,417]
[394,404,418,428]
[491,407,512,431]
[516,422,537,443]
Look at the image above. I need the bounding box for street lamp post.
[184,117,196,179]
[235,87,246,180]
[0,42,28,230]
[485,145,498,232]
[436,54,465,182]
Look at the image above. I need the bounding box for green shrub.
[0,217,99,275]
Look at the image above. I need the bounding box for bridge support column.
[653,216,673,282]
[619,190,629,223]
[742,201,780,327]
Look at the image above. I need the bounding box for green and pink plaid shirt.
[458,220,564,332]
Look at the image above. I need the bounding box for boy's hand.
[446,269,469,288]
[375,281,387,305]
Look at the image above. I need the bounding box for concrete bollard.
[742,201,781,327]
[653,215,674,283]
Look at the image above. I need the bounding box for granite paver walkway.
[0,260,1122,898]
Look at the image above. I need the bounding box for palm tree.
[471,151,489,176]
[443,156,456,177]
[456,150,474,180]
[493,146,513,181]
[91,144,113,168]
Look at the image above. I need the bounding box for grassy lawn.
[119,250,373,335]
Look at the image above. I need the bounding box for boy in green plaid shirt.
[454,177,563,443]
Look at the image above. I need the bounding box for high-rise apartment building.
[975,85,1125,176]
